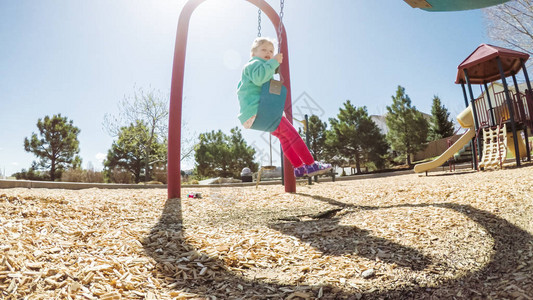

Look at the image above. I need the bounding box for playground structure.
[415,44,533,173]
[457,44,533,169]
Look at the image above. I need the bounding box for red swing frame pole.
[167,0,295,199]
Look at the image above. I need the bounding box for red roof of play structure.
[455,44,529,84]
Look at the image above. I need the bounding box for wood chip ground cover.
[1,166,533,299]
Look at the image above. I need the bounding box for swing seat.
[250,80,287,132]
[405,0,510,11]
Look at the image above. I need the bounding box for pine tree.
[24,114,81,181]
[228,127,258,176]
[299,115,328,161]
[327,100,388,173]
[428,95,455,141]
[385,86,429,166]
[194,127,257,178]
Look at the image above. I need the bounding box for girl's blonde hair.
[250,37,276,57]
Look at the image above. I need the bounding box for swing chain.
[276,0,285,81]
[257,9,262,37]
[277,0,284,51]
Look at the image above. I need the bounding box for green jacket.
[237,56,280,124]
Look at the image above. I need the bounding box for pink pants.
[271,116,315,168]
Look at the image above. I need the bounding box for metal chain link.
[277,0,284,51]
[277,0,285,81]
[257,9,262,37]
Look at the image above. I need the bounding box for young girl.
[237,37,331,177]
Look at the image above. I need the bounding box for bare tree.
[103,87,168,181]
[103,86,168,137]
[103,87,196,181]
[483,0,533,57]
[178,97,197,166]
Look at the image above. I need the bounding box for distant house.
[371,112,432,136]
[475,81,532,99]
[370,115,389,135]
[472,80,533,127]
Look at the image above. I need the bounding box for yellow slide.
[414,106,475,173]
[507,132,528,159]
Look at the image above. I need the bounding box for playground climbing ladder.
[478,124,507,170]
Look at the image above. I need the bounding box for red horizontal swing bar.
[167,0,295,199]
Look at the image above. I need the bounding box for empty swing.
[250,0,287,132]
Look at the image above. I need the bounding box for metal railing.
[473,90,531,127]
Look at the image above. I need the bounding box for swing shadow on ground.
[269,218,431,271]
[142,194,533,299]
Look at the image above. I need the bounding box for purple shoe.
[294,165,307,178]
[306,162,332,176]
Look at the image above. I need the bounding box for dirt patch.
[1,166,533,299]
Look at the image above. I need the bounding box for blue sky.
[0,0,496,177]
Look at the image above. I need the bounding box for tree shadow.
[143,192,533,299]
